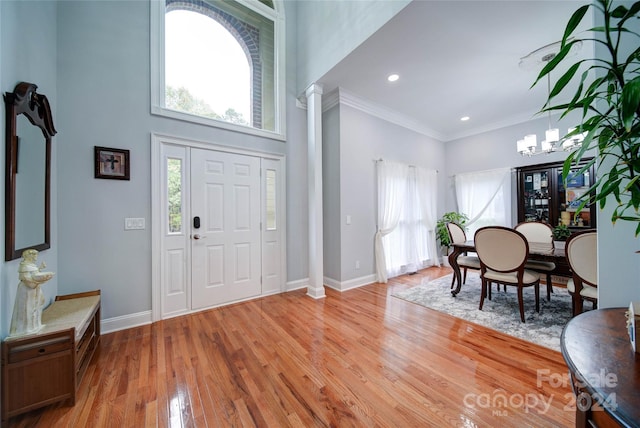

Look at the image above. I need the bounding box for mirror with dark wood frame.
[4,82,56,261]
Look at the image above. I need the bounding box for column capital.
[305,83,324,98]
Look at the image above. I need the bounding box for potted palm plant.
[534,0,640,233]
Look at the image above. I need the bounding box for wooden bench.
[1,290,101,423]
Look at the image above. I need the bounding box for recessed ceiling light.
[387,74,399,82]
[460,116,470,121]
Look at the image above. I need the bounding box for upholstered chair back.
[566,230,597,287]
[514,221,554,245]
[446,222,467,245]
[474,226,528,273]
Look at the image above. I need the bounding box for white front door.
[154,135,285,320]
[190,148,261,309]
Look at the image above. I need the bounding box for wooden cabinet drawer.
[6,331,74,364]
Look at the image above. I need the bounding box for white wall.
[1,0,58,338]
[295,0,409,96]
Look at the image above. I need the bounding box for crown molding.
[335,88,447,141]
[297,87,552,142]
[446,109,541,141]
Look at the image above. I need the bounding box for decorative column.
[305,83,326,299]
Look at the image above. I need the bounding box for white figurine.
[9,249,55,337]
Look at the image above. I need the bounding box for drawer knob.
[38,348,46,353]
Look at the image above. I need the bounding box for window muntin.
[153,0,283,138]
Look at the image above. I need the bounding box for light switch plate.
[125,218,145,230]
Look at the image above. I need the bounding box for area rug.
[392,272,573,352]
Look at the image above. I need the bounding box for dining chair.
[474,226,540,323]
[446,222,480,289]
[565,229,597,316]
[513,221,556,301]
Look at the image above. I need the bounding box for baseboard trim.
[101,278,324,334]
[286,277,309,291]
[102,310,152,335]
[324,274,377,292]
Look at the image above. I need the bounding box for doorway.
[151,134,286,320]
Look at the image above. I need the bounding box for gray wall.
[445,111,587,214]
[50,0,307,320]
[4,0,636,333]
[295,0,409,95]
[593,0,640,308]
[323,101,445,284]
[1,0,59,338]
[322,105,341,281]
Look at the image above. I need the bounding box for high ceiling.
[316,0,593,142]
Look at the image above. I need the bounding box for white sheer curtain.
[375,161,408,283]
[376,161,439,283]
[416,168,439,267]
[455,168,511,238]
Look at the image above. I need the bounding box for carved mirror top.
[5,82,56,261]
[6,82,56,138]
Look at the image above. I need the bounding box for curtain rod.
[374,158,438,173]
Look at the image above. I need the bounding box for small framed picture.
[94,146,130,180]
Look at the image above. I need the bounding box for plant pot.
[554,240,566,250]
[440,246,451,267]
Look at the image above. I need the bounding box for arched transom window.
[151,0,284,138]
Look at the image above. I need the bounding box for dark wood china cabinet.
[516,159,597,231]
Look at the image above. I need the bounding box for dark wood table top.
[561,308,640,427]
[453,240,565,258]
[448,240,570,295]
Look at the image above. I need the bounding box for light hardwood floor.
[8,267,575,427]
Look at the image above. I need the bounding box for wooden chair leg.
[534,283,540,313]
[463,268,468,284]
[575,295,584,315]
[517,287,525,323]
[546,273,553,301]
[479,279,486,310]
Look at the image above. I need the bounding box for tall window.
[151,0,284,138]
[375,161,439,283]
[455,168,512,238]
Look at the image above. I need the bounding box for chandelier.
[517,126,586,156]
[516,43,585,156]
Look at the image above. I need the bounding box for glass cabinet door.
[516,159,596,231]
[522,170,551,224]
[557,168,592,228]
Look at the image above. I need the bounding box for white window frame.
[150,0,286,141]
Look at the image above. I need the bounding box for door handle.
[192,234,206,240]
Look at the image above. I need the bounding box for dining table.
[448,240,571,296]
